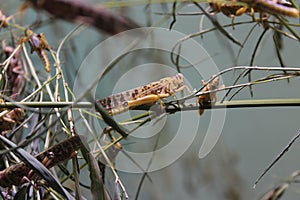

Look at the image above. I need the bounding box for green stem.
[2,99,300,110]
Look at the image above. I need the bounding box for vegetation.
[0,0,300,199]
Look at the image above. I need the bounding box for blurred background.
[1,0,300,199]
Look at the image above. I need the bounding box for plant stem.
[1,99,300,110]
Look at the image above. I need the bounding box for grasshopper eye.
[178,82,184,88]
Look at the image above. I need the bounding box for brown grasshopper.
[209,0,299,20]
[0,107,26,135]
[2,45,26,101]
[0,135,83,188]
[197,77,222,115]
[20,29,51,73]
[98,73,191,115]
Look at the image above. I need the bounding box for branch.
[1,99,300,111]
[0,101,93,109]
[24,0,141,35]
[131,99,300,114]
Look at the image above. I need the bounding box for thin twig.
[254,130,300,188]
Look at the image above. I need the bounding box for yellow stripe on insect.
[37,48,50,72]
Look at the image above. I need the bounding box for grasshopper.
[0,107,26,135]
[197,76,222,115]
[2,45,26,100]
[0,135,83,188]
[20,29,51,72]
[209,0,299,19]
[97,73,191,115]
[0,99,26,135]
